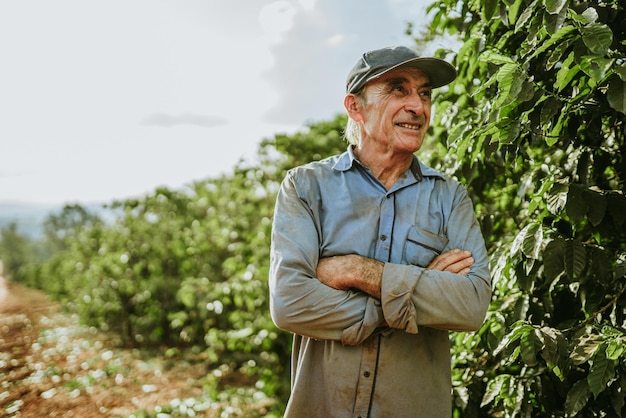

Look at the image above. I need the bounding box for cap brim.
[364,57,457,90]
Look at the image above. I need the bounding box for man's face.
[358,66,432,154]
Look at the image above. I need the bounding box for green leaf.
[571,334,602,365]
[607,77,626,114]
[544,4,567,34]
[493,321,528,356]
[518,78,535,101]
[496,64,523,104]
[515,0,538,32]
[564,239,587,280]
[470,72,498,99]
[546,39,572,70]
[540,96,561,124]
[540,327,557,358]
[566,184,589,223]
[522,222,543,259]
[564,379,591,417]
[587,347,614,398]
[605,341,624,360]
[539,327,568,380]
[520,328,542,366]
[547,182,568,214]
[580,7,599,24]
[578,56,613,82]
[544,238,566,281]
[581,23,613,55]
[483,0,497,21]
[554,52,579,92]
[611,375,626,414]
[507,0,524,26]
[527,195,542,214]
[456,29,483,68]
[615,62,626,81]
[587,190,607,227]
[497,117,521,144]
[481,374,512,407]
[531,25,577,61]
[510,225,525,256]
[544,0,567,15]
[514,0,537,32]
[479,50,515,65]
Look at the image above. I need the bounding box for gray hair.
[343,91,366,147]
[344,117,360,146]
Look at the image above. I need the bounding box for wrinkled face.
[358,66,432,154]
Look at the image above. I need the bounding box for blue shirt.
[269,146,491,417]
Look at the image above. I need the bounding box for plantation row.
[2,1,626,416]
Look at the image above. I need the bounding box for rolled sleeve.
[380,263,420,334]
[341,296,387,345]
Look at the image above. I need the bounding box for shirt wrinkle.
[270,145,491,418]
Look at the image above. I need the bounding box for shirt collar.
[333,145,446,182]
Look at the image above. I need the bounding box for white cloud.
[141,113,228,128]
[259,1,298,43]
[327,34,346,47]
[298,0,317,12]
[0,0,430,204]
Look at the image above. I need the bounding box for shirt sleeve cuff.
[341,296,386,345]
[381,263,420,334]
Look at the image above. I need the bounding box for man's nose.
[405,94,426,115]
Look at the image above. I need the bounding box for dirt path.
[0,276,221,417]
[0,276,56,315]
[0,276,108,417]
[0,272,276,418]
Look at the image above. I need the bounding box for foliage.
[0,115,349,413]
[0,205,105,285]
[0,223,33,280]
[426,0,626,416]
[42,203,102,253]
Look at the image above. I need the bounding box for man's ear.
[344,94,362,122]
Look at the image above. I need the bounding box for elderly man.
[269,45,492,417]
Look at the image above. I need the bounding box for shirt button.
[380,235,387,241]
[364,371,370,378]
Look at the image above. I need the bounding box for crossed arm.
[316,249,475,299]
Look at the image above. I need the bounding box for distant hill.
[0,201,110,239]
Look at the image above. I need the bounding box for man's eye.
[421,90,432,97]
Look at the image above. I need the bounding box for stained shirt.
[269,146,492,418]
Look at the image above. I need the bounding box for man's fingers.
[427,249,464,269]
[427,249,474,273]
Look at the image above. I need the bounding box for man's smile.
[396,122,423,131]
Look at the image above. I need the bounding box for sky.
[0,0,440,205]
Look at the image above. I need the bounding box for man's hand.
[427,249,474,275]
[316,254,384,299]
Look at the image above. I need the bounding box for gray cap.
[346,46,457,94]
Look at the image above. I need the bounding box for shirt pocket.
[404,226,449,267]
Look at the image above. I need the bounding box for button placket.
[352,336,380,418]
[375,195,395,262]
